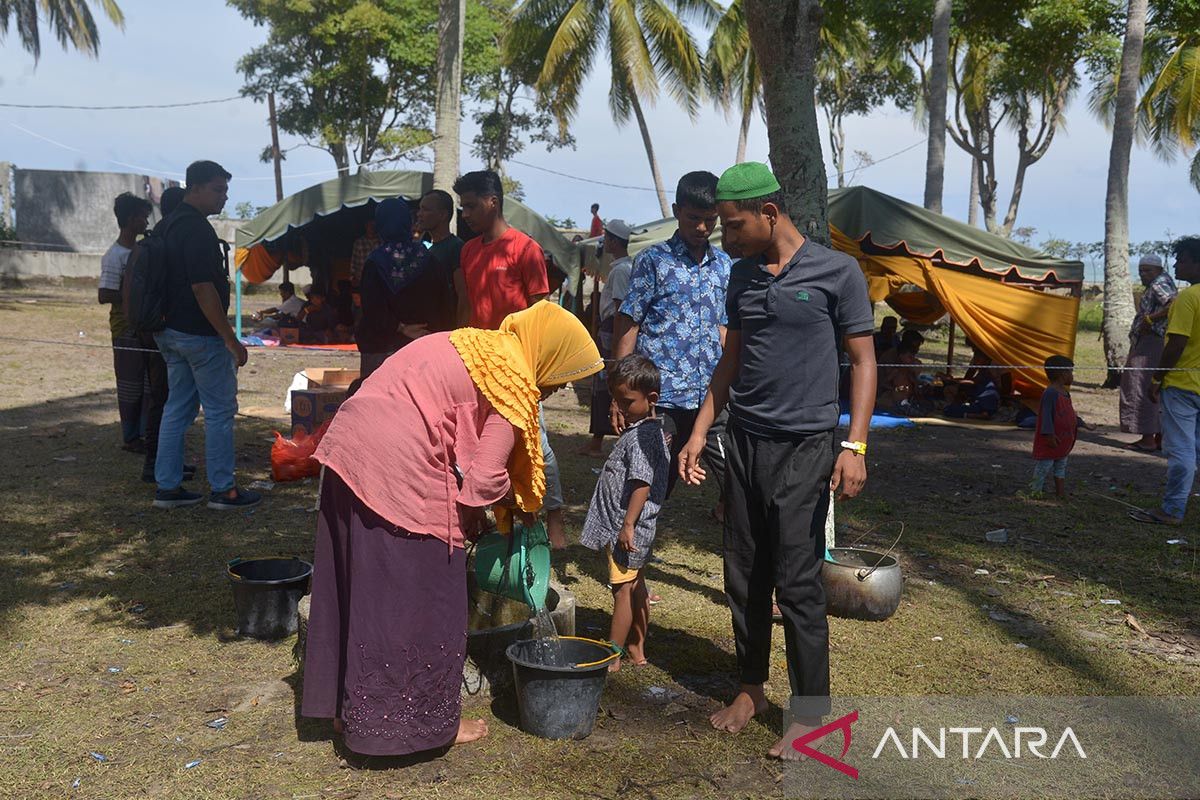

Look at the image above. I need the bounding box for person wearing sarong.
[354,198,458,381]
[301,303,602,756]
[1120,255,1177,451]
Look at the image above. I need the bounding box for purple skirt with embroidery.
[301,468,467,756]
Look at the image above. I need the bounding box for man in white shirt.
[581,219,634,456]
[98,192,152,452]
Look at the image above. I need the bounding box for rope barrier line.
[3,334,1200,372]
[0,335,357,359]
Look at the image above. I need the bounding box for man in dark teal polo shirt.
[680,162,877,760]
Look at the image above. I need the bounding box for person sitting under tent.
[874,316,900,358]
[943,366,1001,420]
[252,281,305,326]
[877,329,926,414]
[298,286,338,344]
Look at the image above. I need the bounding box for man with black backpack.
[132,186,196,485]
[149,161,259,510]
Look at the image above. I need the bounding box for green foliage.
[507,0,717,133]
[543,214,576,229]
[1091,0,1200,192]
[0,0,123,60]
[471,0,575,175]
[233,201,268,220]
[229,0,499,173]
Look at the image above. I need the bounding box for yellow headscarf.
[450,303,603,512]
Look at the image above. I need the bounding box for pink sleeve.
[457,409,515,508]
[520,240,550,296]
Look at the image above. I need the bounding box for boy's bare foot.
[454,718,489,744]
[768,720,818,761]
[710,685,768,733]
[608,657,622,673]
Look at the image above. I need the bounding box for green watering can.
[473,520,551,610]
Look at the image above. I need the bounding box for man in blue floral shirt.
[613,171,732,497]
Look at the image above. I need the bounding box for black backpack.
[123,214,184,336]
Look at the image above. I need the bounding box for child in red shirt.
[1031,355,1081,498]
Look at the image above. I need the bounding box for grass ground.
[1,285,1196,799]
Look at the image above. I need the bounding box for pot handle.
[855,522,905,581]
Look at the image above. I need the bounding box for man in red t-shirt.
[453,170,550,330]
[589,203,603,238]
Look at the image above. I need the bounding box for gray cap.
[603,218,633,240]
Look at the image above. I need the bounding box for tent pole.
[947,318,956,371]
[235,268,243,340]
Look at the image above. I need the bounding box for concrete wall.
[14,169,155,254]
[0,247,309,287]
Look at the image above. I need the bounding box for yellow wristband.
[840,440,867,456]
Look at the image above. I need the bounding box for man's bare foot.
[768,721,817,760]
[710,686,768,733]
[454,717,489,744]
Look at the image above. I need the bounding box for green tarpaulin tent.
[234,169,579,287]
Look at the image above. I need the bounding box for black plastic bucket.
[227,557,312,639]
[506,637,617,740]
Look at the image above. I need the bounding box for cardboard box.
[303,367,359,388]
[279,327,300,345]
[290,387,348,435]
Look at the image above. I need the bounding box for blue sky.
[3,0,1197,275]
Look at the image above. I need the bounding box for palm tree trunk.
[1102,0,1147,378]
[742,0,829,243]
[433,0,465,193]
[736,103,752,164]
[967,157,980,227]
[924,0,952,212]
[630,92,671,218]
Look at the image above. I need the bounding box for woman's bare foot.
[332,717,344,735]
[546,509,567,549]
[768,721,817,760]
[710,685,768,733]
[454,717,489,744]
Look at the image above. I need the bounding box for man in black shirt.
[416,189,468,328]
[680,163,876,760]
[152,161,260,511]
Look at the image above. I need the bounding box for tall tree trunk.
[924,0,952,212]
[736,102,752,164]
[967,157,980,227]
[1102,0,1146,378]
[433,0,465,194]
[630,92,671,218]
[743,0,829,243]
[331,142,351,176]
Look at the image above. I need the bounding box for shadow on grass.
[0,389,316,638]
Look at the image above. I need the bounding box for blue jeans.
[1160,386,1200,519]
[153,328,239,493]
[539,405,563,511]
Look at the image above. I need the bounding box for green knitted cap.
[716,162,781,201]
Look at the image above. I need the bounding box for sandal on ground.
[1127,508,1182,526]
